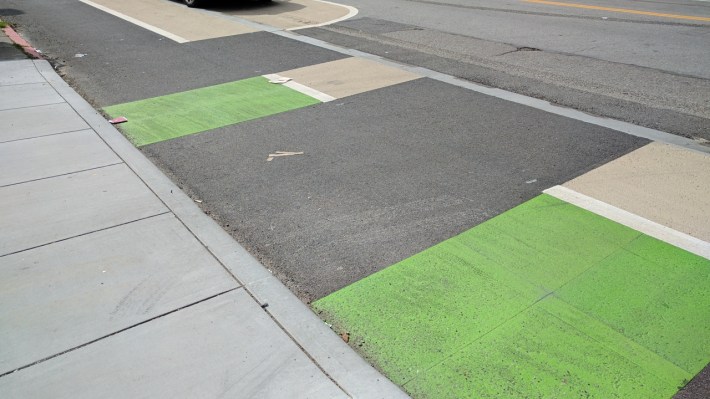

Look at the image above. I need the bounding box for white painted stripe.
[263,74,336,102]
[544,185,710,260]
[288,0,359,31]
[79,0,189,43]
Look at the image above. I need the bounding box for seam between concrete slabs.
[0,99,66,112]
[0,212,171,259]
[32,60,407,398]
[0,287,239,378]
[0,128,93,145]
[0,162,124,189]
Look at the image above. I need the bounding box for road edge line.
[544,185,710,260]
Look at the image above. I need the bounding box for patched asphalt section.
[335,17,423,34]
[1,0,346,107]
[143,78,648,301]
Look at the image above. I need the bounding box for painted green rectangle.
[404,298,690,399]
[103,77,320,146]
[315,240,541,386]
[313,194,710,398]
[556,234,710,373]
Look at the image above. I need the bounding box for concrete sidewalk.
[0,32,406,398]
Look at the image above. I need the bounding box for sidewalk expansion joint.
[0,162,123,189]
[0,81,58,88]
[0,99,66,113]
[0,127,92,145]
[0,287,239,379]
[0,212,170,259]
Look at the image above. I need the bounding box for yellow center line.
[523,0,710,22]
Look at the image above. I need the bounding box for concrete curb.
[33,59,408,398]
[2,26,43,59]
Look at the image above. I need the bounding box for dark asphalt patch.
[143,78,648,301]
[335,17,423,34]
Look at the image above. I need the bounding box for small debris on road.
[74,53,86,58]
[268,76,292,84]
[195,199,203,203]
[340,332,350,343]
[108,116,128,124]
[526,179,538,184]
[266,151,304,161]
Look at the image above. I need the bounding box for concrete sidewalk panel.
[0,82,64,111]
[0,164,167,256]
[564,142,710,242]
[0,129,121,187]
[0,289,347,398]
[0,103,90,142]
[0,214,238,374]
[0,60,45,86]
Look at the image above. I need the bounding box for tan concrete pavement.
[82,0,355,42]
[278,56,421,99]
[564,142,710,242]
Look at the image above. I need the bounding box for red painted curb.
[3,26,44,59]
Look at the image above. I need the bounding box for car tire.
[184,0,203,8]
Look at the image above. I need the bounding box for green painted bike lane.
[103,77,321,147]
[313,194,710,398]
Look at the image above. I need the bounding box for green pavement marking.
[313,194,710,398]
[556,234,710,373]
[103,77,321,146]
[405,298,689,399]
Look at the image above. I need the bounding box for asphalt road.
[299,0,710,140]
[1,0,662,294]
[0,0,704,308]
[340,0,710,78]
[1,0,708,396]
